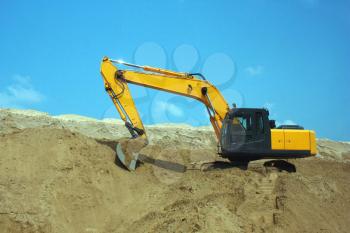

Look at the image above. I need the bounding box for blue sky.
[0,0,349,140]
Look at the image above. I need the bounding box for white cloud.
[156,101,184,118]
[282,120,297,125]
[245,65,264,76]
[276,119,297,126]
[0,75,45,109]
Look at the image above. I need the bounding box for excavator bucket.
[116,137,148,171]
[116,137,187,172]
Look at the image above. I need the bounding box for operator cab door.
[253,111,269,150]
[234,110,268,151]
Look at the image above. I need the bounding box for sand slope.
[0,109,349,233]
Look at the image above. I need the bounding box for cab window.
[230,114,252,135]
[235,115,252,130]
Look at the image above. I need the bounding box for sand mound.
[0,109,350,233]
[0,109,217,150]
[317,139,350,161]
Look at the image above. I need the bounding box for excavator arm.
[100,57,230,141]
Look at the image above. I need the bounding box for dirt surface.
[0,109,350,233]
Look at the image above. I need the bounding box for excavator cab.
[220,108,316,162]
[220,108,272,161]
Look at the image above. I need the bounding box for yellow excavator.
[100,56,317,171]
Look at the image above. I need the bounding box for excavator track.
[187,159,296,174]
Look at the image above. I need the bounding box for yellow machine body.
[100,57,317,170]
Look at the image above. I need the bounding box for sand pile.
[317,139,350,161]
[0,109,349,233]
[0,109,217,150]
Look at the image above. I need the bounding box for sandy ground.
[0,109,350,233]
